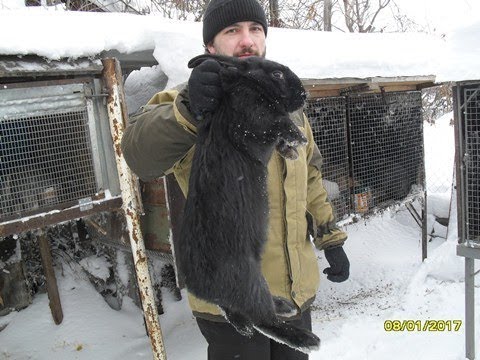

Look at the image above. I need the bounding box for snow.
[0,109,475,359]
[0,266,158,359]
[2,175,476,359]
[124,65,168,115]
[0,7,480,86]
[1,4,479,360]
[79,255,111,281]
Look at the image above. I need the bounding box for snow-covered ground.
[1,112,475,360]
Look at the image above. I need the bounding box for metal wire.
[347,91,423,210]
[306,91,423,218]
[0,109,97,221]
[305,96,350,219]
[464,87,480,242]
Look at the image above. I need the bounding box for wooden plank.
[369,84,420,92]
[0,197,122,237]
[306,88,344,98]
[38,230,63,325]
[305,83,429,98]
[100,49,157,74]
[302,75,436,87]
[0,77,94,90]
[303,75,436,98]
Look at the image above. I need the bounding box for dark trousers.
[196,310,312,360]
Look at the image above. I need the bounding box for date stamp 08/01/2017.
[384,320,463,332]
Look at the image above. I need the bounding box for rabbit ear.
[213,55,240,68]
[188,54,214,68]
[188,54,241,69]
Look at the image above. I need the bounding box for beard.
[206,44,267,58]
[234,46,267,58]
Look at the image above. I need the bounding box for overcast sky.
[397,0,480,33]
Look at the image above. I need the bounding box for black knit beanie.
[203,0,268,45]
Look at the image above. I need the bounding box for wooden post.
[37,229,63,325]
[102,57,167,360]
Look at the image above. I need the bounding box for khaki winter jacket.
[121,85,347,320]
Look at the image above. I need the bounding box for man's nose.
[238,30,254,48]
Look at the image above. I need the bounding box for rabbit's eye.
[272,70,284,79]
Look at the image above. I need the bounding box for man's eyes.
[224,26,263,34]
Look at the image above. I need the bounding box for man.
[121,0,350,358]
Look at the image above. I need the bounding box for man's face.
[207,21,266,58]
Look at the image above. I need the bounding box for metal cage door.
[0,81,117,224]
[463,86,480,245]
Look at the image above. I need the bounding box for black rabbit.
[178,54,320,353]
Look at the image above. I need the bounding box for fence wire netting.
[0,109,97,221]
[304,96,350,219]
[305,91,424,220]
[464,86,480,242]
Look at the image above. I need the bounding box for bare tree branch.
[26,0,414,34]
[340,0,393,32]
[365,0,390,32]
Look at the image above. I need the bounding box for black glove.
[323,246,350,283]
[188,59,223,119]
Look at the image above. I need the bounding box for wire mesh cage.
[305,97,350,219]
[306,91,424,219]
[464,87,480,243]
[0,81,120,227]
[453,81,480,360]
[456,83,480,245]
[348,91,424,210]
[0,110,97,220]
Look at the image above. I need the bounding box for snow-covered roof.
[0,55,104,78]
[0,9,479,87]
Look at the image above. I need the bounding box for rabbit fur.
[178,54,320,353]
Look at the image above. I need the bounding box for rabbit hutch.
[0,56,120,320]
[302,76,435,259]
[0,52,170,358]
[454,80,480,360]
